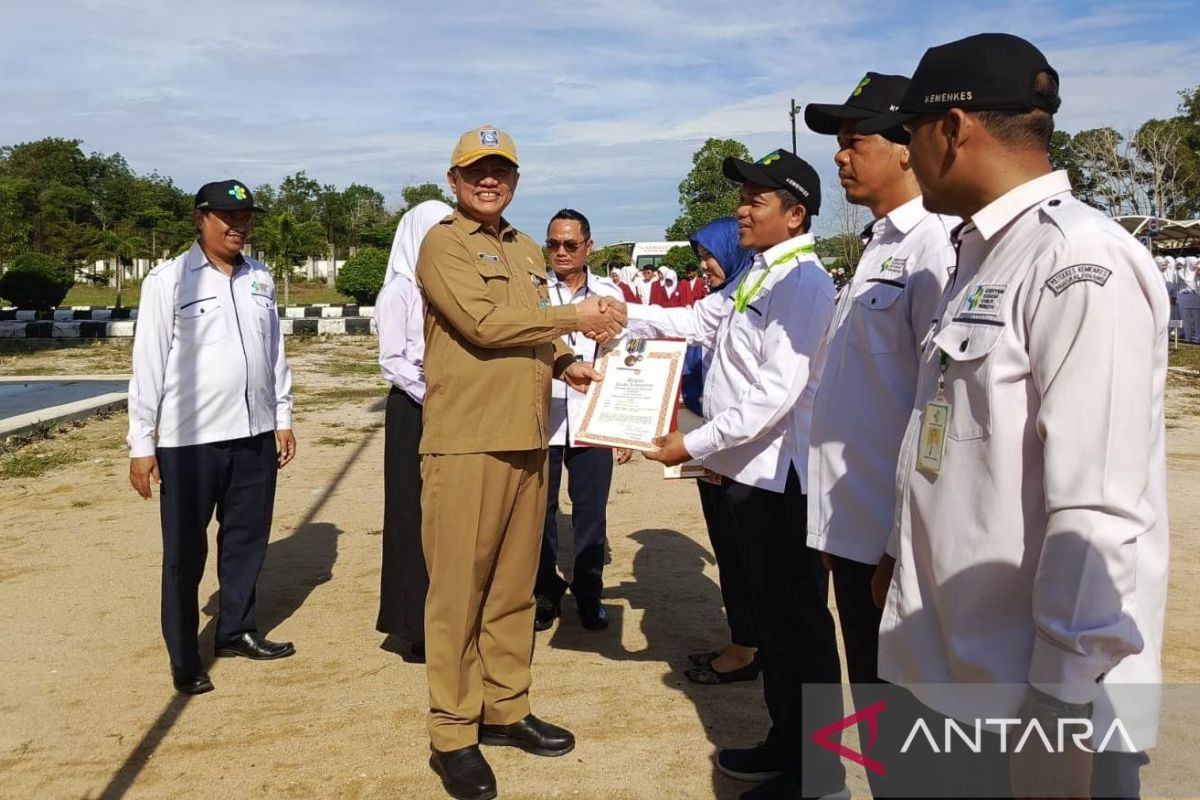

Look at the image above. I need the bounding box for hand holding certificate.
[574,337,689,451]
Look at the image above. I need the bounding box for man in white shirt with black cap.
[859,33,1168,798]
[803,71,957,795]
[534,208,626,633]
[127,179,297,696]
[629,149,844,800]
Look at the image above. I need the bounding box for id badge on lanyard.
[916,351,951,476]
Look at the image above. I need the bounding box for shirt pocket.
[932,320,1002,441]
[477,258,509,305]
[849,279,905,354]
[175,296,227,345]
[250,292,278,337]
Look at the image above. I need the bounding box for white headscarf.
[385,200,454,286]
[659,267,678,298]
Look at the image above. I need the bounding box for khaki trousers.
[421,449,549,751]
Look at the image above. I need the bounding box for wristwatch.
[1026,686,1093,720]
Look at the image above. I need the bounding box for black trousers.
[725,467,845,796]
[535,445,613,602]
[830,555,884,685]
[376,387,429,643]
[696,478,758,648]
[157,432,277,674]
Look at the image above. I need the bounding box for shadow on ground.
[547,523,766,800]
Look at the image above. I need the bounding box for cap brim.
[453,150,519,168]
[803,103,874,135]
[721,158,783,191]
[855,111,915,141]
[196,202,268,213]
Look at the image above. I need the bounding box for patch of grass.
[314,435,353,447]
[1168,343,1200,371]
[277,282,356,307]
[1,446,85,479]
[321,358,382,377]
[60,280,356,309]
[0,339,133,376]
[293,386,386,410]
[61,282,143,308]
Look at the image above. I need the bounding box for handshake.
[575,296,628,344]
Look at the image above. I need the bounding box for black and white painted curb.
[0,305,379,338]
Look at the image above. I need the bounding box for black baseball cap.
[722,149,822,216]
[805,72,912,143]
[858,33,1060,138]
[194,179,266,213]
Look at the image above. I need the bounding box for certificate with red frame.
[574,337,688,451]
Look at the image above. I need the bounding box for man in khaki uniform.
[415,125,624,800]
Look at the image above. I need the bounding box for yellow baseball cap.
[450,125,519,169]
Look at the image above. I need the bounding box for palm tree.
[97,224,144,308]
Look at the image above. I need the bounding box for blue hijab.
[689,217,755,292]
[680,218,756,416]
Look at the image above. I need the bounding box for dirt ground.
[1,337,1198,799]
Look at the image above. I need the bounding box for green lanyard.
[733,242,816,313]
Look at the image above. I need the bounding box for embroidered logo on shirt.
[478,253,499,262]
[880,256,906,275]
[251,280,271,294]
[959,284,1006,319]
[1045,264,1113,296]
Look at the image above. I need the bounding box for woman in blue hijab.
[680,218,754,414]
[679,218,760,685]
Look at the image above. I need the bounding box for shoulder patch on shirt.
[1045,264,1112,295]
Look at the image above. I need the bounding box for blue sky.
[2,0,1199,243]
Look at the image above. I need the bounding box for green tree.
[256,211,326,282]
[660,244,699,276]
[665,138,751,240]
[0,252,74,309]
[335,246,389,304]
[588,243,632,277]
[95,222,144,308]
[401,182,453,211]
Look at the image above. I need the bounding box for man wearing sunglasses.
[533,209,626,633]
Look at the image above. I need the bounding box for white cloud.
[1,0,1198,242]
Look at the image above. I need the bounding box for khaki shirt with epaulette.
[416,209,578,455]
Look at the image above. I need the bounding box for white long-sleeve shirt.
[376,275,426,404]
[880,171,1169,748]
[626,234,835,492]
[546,271,624,447]
[807,196,957,565]
[127,242,293,457]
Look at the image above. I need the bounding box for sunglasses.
[545,239,586,253]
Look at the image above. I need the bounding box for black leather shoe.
[429,745,497,800]
[717,742,787,782]
[171,668,214,695]
[215,632,296,660]
[479,714,575,757]
[576,598,609,631]
[534,594,560,632]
